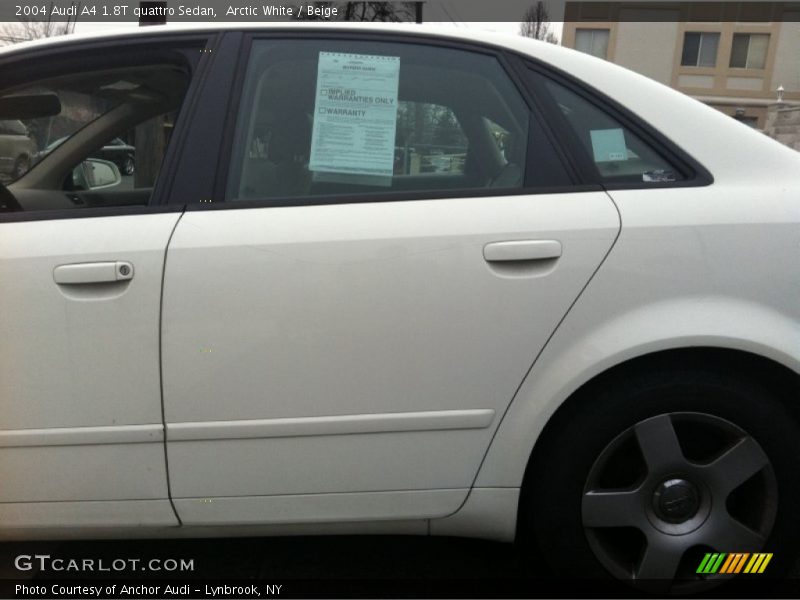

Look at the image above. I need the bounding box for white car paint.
[161,193,618,524]
[0,214,181,529]
[0,24,798,544]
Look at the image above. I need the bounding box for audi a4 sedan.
[0,24,798,592]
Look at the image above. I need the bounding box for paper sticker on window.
[309,52,400,185]
[590,128,628,163]
[643,169,677,183]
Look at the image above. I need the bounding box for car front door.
[161,35,621,526]
[0,35,208,533]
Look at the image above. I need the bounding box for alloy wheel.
[582,412,777,592]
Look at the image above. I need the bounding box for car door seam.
[460,191,623,513]
[159,207,187,526]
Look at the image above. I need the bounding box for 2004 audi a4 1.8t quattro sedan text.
[0,24,799,591]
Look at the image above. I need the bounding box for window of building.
[226,39,532,202]
[574,29,611,59]
[542,78,684,184]
[729,33,770,69]
[681,32,720,67]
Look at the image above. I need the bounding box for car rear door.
[160,33,621,526]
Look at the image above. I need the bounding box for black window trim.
[202,29,593,213]
[0,203,184,223]
[0,31,220,223]
[498,44,582,188]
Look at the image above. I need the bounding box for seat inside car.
[239,110,313,200]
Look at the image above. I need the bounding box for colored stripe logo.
[696,553,773,574]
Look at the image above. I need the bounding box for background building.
[562,2,800,129]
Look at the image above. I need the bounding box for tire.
[522,363,800,593]
[122,156,135,176]
[13,155,29,179]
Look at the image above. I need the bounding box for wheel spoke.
[635,535,685,582]
[582,488,643,528]
[707,514,766,552]
[634,414,685,473]
[702,436,769,497]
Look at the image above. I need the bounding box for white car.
[1,24,799,592]
[0,119,36,180]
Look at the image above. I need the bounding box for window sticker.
[309,52,401,186]
[589,128,628,162]
[643,169,677,183]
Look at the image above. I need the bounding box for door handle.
[483,240,562,263]
[53,261,134,285]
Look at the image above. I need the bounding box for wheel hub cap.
[652,478,700,523]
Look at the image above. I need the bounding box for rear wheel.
[523,365,800,593]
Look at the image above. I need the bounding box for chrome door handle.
[53,261,134,285]
[483,240,562,262]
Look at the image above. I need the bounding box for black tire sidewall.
[523,366,800,580]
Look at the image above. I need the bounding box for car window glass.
[1,87,119,185]
[542,78,683,184]
[484,117,511,164]
[394,101,467,176]
[66,112,178,192]
[0,64,190,210]
[226,39,531,202]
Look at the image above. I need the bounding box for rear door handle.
[483,240,562,262]
[53,261,134,285]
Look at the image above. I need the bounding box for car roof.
[0,22,540,57]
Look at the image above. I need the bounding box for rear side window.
[542,78,683,184]
[225,39,532,202]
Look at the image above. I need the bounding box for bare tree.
[296,2,418,22]
[0,1,79,45]
[519,1,558,44]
